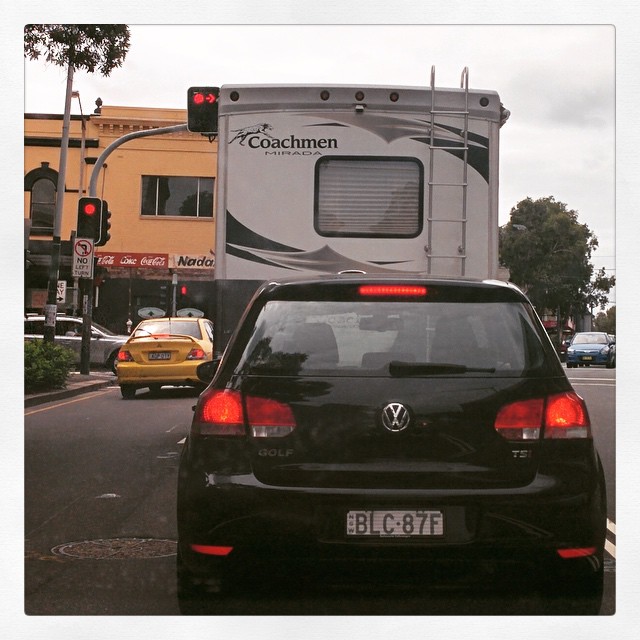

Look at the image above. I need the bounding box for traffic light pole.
[88,124,188,196]
[79,264,95,375]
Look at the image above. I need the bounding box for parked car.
[24,314,128,373]
[566,332,616,368]
[556,335,572,362]
[176,275,606,604]
[116,316,214,399]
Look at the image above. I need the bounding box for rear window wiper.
[389,361,496,376]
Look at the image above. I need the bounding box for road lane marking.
[605,539,616,558]
[606,519,616,559]
[25,389,113,416]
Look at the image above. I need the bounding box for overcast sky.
[23,24,617,301]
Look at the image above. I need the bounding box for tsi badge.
[380,402,411,432]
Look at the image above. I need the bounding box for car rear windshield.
[133,320,202,339]
[572,333,608,345]
[237,299,548,377]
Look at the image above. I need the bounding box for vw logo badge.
[381,402,411,432]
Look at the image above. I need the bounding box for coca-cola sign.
[96,252,169,269]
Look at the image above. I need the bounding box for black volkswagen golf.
[177,275,606,602]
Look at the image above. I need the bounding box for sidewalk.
[25,371,116,408]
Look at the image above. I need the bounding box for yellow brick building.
[24,103,218,332]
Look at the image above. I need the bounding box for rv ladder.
[426,66,470,276]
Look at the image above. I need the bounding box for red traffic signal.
[187,86,219,133]
[192,91,216,106]
[77,197,102,241]
[83,201,98,215]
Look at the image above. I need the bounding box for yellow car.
[117,317,214,399]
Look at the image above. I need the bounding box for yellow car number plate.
[149,352,171,360]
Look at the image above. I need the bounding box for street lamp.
[71,90,86,197]
[43,64,74,344]
[70,91,86,318]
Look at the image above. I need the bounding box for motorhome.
[212,69,509,351]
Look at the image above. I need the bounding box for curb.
[25,379,114,408]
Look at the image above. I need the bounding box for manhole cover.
[51,538,177,559]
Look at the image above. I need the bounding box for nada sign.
[73,237,95,278]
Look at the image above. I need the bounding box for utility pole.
[43,64,74,344]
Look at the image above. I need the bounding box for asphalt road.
[22,367,616,622]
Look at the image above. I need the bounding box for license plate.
[149,351,171,360]
[346,510,444,537]
[581,356,593,361]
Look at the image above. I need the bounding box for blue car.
[566,332,616,368]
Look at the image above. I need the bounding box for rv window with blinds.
[314,157,423,238]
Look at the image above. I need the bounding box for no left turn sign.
[73,237,95,278]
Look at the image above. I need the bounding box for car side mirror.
[197,358,221,383]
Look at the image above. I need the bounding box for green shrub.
[24,340,75,393]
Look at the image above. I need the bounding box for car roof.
[138,316,202,322]
[252,274,527,301]
[259,273,521,290]
[25,314,78,320]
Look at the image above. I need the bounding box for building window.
[141,176,214,217]
[314,157,423,238]
[29,177,57,236]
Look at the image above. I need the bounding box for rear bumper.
[178,468,606,577]
[117,361,202,385]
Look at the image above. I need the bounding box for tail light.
[544,392,591,438]
[495,392,591,440]
[192,389,296,437]
[246,396,296,437]
[190,544,233,557]
[117,350,133,362]
[557,547,597,559]
[186,347,206,360]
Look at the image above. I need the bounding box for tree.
[499,196,615,336]
[24,25,130,347]
[24,25,130,75]
[594,306,616,334]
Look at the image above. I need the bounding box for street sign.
[72,237,95,278]
[56,280,67,304]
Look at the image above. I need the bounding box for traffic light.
[178,284,189,307]
[96,200,111,247]
[159,284,168,312]
[187,87,219,133]
[77,197,102,241]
